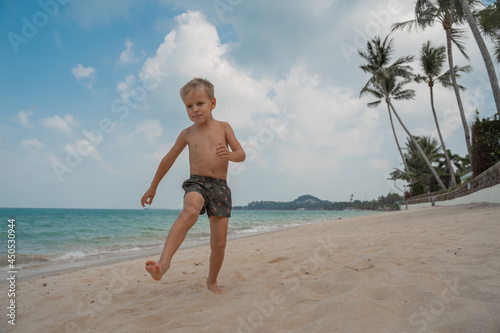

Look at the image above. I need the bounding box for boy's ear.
[211,97,216,109]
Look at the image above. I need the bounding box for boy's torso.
[185,120,228,179]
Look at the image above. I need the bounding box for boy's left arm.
[216,122,245,162]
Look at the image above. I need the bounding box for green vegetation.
[358,1,500,199]
[390,136,469,195]
[477,0,500,63]
[471,113,500,176]
[234,193,403,211]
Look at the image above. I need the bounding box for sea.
[1,208,380,280]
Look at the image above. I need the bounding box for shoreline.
[9,203,500,332]
[2,210,382,283]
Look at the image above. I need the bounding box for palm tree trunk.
[460,0,500,115]
[388,101,447,190]
[445,25,472,162]
[429,84,456,187]
[386,102,412,180]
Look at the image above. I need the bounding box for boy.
[141,78,245,295]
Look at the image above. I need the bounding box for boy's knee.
[211,240,226,252]
[181,206,199,225]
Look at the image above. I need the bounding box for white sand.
[7,203,500,332]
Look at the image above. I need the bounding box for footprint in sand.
[344,263,375,272]
[268,256,289,264]
[231,271,248,283]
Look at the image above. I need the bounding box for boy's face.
[182,88,216,125]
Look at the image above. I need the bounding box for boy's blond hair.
[179,78,215,101]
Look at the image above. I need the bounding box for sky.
[1,0,498,209]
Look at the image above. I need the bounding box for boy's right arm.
[141,130,188,207]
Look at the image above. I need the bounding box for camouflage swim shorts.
[182,175,232,218]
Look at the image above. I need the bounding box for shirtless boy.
[141,78,245,295]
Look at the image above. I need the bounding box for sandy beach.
[6,203,500,333]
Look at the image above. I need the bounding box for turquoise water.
[0,208,379,270]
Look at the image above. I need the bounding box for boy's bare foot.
[207,281,226,295]
[145,260,168,281]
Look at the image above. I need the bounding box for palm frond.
[477,0,500,37]
[367,100,383,108]
[450,27,470,60]
[414,74,430,84]
[495,35,500,63]
[416,6,441,27]
[391,19,418,32]
[419,41,447,77]
[360,84,385,100]
[393,88,416,101]
[442,63,472,76]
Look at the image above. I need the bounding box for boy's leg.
[145,191,205,281]
[206,215,229,294]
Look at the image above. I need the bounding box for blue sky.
[1,0,498,209]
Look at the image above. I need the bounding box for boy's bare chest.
[187,128,226,151]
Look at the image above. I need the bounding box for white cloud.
[139,10,276,130]
[72,64,96,89]
[65,139,99,158]
[72,64,96,79]
[140,11,227,78]
[118,39,139,66]
[41,115,76,135]
[263,66,383,176]
[21,139,45,149]
[117,74,136,93]
[116,74,151,111]
[16,110,33,128]
[134,119,163,144]
[62,138,118,175]
[135,10,386,187]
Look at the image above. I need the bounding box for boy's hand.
[215,142,230,160]
[141,187,156,207]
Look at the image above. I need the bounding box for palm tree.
[390,136,447,193]
[362,74,416,182]
[404,136,444,189]
[392,0,475,162]
[460,0,500,114]
[477,0,500,63]
[415,41,472,187]
[436,148,467,183]
[450,151,471,176]
[358,36,411,179]
[359,35,447,190]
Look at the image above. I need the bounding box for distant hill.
[233,192,404,211]
[293,195,322,203]
[234,195,343,211]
